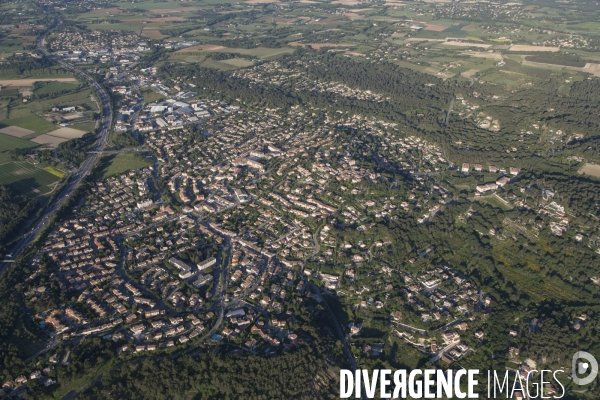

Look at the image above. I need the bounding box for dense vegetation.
[300,53,453,110]
[0,185,39,252]
[110,130,139,148]
[57,132,96,166]
[161,51,458,134]
[526,52,587,68]
[0,54,69,78]
[78,342,340,400]
[0,255,37,384]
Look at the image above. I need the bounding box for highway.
[0,9,113,272]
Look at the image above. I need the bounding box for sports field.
[0,161,61,196]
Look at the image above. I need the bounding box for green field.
[213,47,294,59]
[0,89,94,136]
[34,81,80,95]
[170,54,256,70]
[0,132,38,163]
[0,161,61,196]
[69,121,96,133]
[474,194,513,210]
[169,53,208,64]
[141,89,166,103]
[221,58,254,67]
[86,23,143,32]
[96,153,153,179]
[43,166,66,178]
[0,106,57,134]
[199,59,239,70]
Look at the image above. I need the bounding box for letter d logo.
[572,351,598,385]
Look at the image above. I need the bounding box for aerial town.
[1,0,600,398]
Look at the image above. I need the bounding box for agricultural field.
[0,105,58,136]
[68,121,96,133]
[0,88,95,138]
[0,126,34,138]
[0,78,78,88]
[175,46,295,60]
[34,81,80,95]
[27,126,89,148]
[45,127,87,139]
[29,134,69,148]
[0,161,61,196]
[43,166,66,178]
[197,59,239,71]
[220,58,255,68]
[508,45,560,52]
[0,132,37,163]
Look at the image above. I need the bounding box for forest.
[525,52,587,68]
[57,132,96,167]
[76,342,341,400]
[0,185,39,253]
[0,54,66,78]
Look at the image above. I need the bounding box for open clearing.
[424,24,447,32]
[462,23,479,31]
[244,0,281,3]
[46,127,87,139]
[30,134,69,148]
[177,45,293,59]
[0,78,77,88]
[130,16,187,22]
[0,126,35,138]
[177,44,226,52]
[578,163,600,178]
[220,58,254,67]
[404,38,445,42]
[582,63,600,76]
[34,81,79,95]
[96,153,153,179]
[141,28,167,39]
[90,7,123,14]
[508,44,560,52]
[149,7,201,13]
[289,42,351,49]
[462,51,504,60]
[461,69,479,78]
[44,166,66,178]
[0,161,61,196]
[442,41,491,48]
[332,0,365,4]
